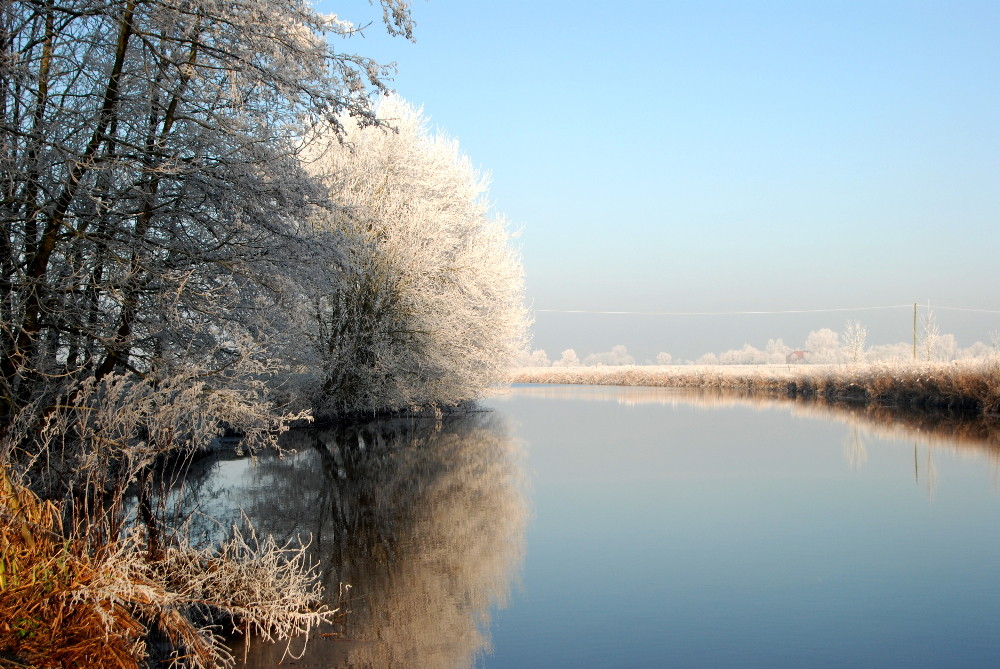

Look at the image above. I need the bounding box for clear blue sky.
[321,0,1000,361]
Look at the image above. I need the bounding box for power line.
[533,304,917,316]
[931,306,1000,314]
[534,304,1000,316]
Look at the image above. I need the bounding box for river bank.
[0,462,337,668]
[510,361,1000,419]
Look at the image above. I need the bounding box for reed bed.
[511,360,1000,419]
[0,466,338,669]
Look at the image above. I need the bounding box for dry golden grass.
[1,466,147,668]
[511,360,1000,418]
[0,466,338,669]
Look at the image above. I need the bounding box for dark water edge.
[671,385,1000,452]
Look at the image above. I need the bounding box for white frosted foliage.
[299,97,530,414]
[583,345,635,366]
[554,349,582,367]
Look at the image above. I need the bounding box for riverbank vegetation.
[511,361,1000,419]
[1,0,526,665]
[1,465,335,668]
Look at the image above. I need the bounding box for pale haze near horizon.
[318,0,999,361]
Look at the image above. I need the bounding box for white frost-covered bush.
[805,328,842,363]
[297,97,529,415]
[583,345,635,366]
[719,344,766,365]
[519,349,552,367]
[554,349,582,367]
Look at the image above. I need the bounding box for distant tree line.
[522,316,998,367]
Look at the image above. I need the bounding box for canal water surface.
[200,384,1000,668]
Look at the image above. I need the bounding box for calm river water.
[196,384,1000,668]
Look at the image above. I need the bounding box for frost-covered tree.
[764,338,792,364]
[921,308,941,361]
[933,333,957,362]
[842,321,868,364]
[719,344,766,365]
[805,328,841,363]
[553,349,581,367]
[959,341,993,360]
[584,345,635,366]
[0,0,412,428]
[298,97,529,415]
[655,352,673,365]
[519,349,552,368]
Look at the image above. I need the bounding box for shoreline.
[509,361,1000,419]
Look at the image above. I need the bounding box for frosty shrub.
[922,308,942,361]
[298,97,529,416]
[842,321,869,363]
[764,338,792,364]
[719,344,766,365]
[1,466,337,669]
[511,360,1000,418]
[805,328,842,363]
[519,349,552,367]
[554,349,582,367]
[584,345,635,366]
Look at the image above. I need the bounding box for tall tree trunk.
[95,33,199,379]
[1,0,137,412]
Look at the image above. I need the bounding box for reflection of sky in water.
[184,387,1000,668]
[482,386,1000,669]
[168,457,258,541]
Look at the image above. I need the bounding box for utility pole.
[913,302,917,360]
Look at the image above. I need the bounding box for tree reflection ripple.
[229,412,526,668]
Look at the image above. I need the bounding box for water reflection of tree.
[914,442,939,501]
[842,426,868,471]
[232,412,527,669]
